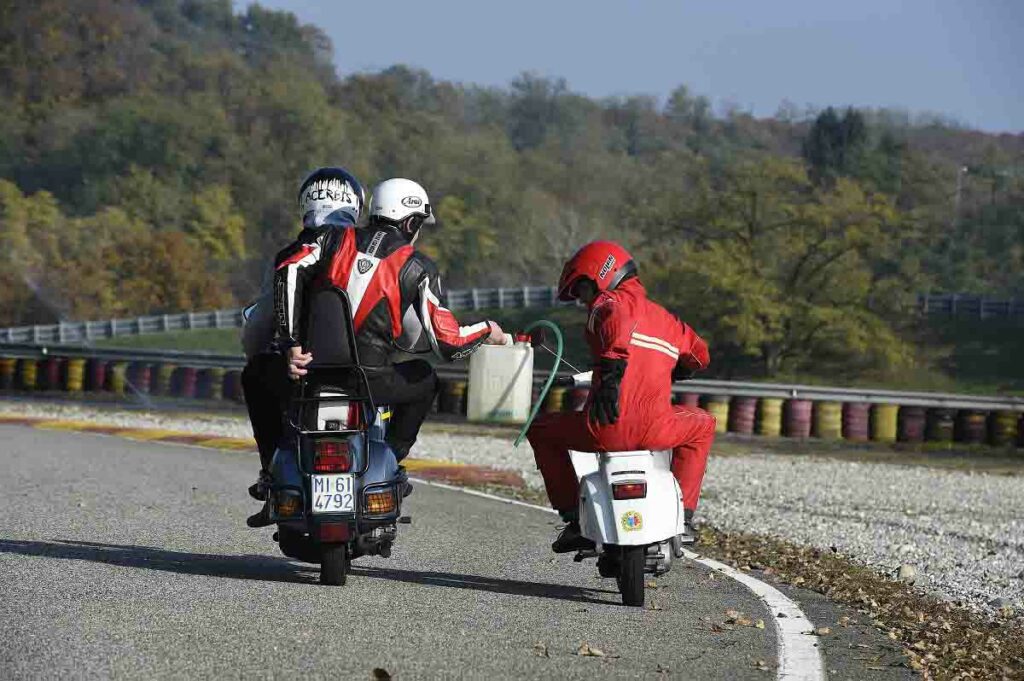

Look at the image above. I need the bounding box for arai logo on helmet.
[401,196,423,208]
[598,255,616,279]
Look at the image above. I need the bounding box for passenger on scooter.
[527,240,715,553]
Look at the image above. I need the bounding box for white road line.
[412,477,826,681]
[681,550,825,681]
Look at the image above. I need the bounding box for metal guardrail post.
[471,288,480,311]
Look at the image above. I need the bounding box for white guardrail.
[1,289,1020,345]
[0,287,565,344]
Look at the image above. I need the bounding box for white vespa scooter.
[563,372,689,607]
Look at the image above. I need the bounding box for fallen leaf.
[815,627,832,636]
[533,643,549,658]
[646,580,659,588]
[755,619,766,629]
[576,643,605,658]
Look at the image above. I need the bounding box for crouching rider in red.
[528,241,716,553]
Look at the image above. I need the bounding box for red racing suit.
[527,278,715,513]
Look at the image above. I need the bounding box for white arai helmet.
[368,178,436,229]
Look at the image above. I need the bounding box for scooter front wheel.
[320,543,349,586]
[617,546,645,607]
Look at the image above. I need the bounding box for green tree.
[650,157,912,377]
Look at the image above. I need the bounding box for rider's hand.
[589,358,626,426]
[287,346,313,380]
[484,321,508,345]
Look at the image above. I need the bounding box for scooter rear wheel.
[617,546,645,607]
[320,543,349,586]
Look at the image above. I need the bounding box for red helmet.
[557,240,637,301]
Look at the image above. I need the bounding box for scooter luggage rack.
[293,370,376,479]
[292,285,378,479]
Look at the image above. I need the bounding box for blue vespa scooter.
[267,286,409,585]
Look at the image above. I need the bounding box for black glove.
[672,365,696,381]
[589,358,626,426]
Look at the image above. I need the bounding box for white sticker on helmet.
[300,178,357,226]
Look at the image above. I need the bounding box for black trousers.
[241,354,290,472]
[242,356,438,469]
[363,360,438,462]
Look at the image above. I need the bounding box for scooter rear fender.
[572,450,682,546]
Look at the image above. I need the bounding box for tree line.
[0,0,1021,379]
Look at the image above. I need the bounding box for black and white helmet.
[297,167,365,229]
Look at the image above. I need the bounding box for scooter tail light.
[313,439,351,472]
[612,481,647,500]
[347,404,364,430]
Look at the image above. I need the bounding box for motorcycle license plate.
[311,474,355,514]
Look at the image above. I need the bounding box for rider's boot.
[396,465,413,498]
[248,470,273,501]
[552,512,595,554]
[246,502,273,528]
[679,507,698,545]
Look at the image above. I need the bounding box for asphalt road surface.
[0,425,900,680]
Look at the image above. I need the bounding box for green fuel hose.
[513,319,564,448]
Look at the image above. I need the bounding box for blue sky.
[246,0,1022,132]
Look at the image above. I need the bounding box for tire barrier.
[223,369,243,403]
[926,408,955,443]
[870,404,899,443]
[1,351,1023,450]
[812,401,842,439]
[842,402,870,442]
[173,367,198,399]
[727,397,756,435]
[898,406,927,443]
[199,368,225,400]
[678,392,700,408]
[756,398,783,437]
[987,410,1018,447]
[0,357,16,389]
[955,410,987,445]
[784,399,812,438]
[153,363,175,396]
[18,358,37,390]
[105,361,127,395]
[41,357,63,391]
[66,358,85,392]
[439,379,467,415]
[542,386,566,414]
[86,358,106,392]
[126,362,151,394]
[702,396,729,434]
